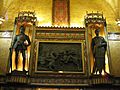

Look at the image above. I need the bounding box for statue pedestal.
[11,70,28,76]
[6,70,28,83]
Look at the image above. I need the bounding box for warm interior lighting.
[2,32,11,37]
[91,55,109,75]
[70,23,80,27]
[37,23,52,27]
[37,17,44,22]
[53,24,68,27]
[0,17,5,24]
[0,21,2,24]
[27,22,33,25]
[12,49,30,71]
[116,19,120,26]
[58,71,64,73]
[0,17,5,21]
[70,23,84,27]
[108,33,118,40]
[101,54,110,75]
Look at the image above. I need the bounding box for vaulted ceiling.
[0,0,120,32]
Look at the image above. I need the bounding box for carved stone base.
[10,70,27,76]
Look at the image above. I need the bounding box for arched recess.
[84,12,111,75]
[8,11,37,73]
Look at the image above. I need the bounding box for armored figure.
[91,29,107,75]
[12,26,31,71]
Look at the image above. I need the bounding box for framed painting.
[29,27,88,86]
[35,41,84,73]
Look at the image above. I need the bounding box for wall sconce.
[0,17,5,24]
[116,19,120,26]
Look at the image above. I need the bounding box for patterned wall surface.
[0,31,12,75]
[107,33,120,76]
[109,41,120,76]
[52,0,69,26]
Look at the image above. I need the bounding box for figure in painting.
[63,50,81,70]
[91,29,107,75]
[38,49,82,71]
[12,25,31,71]
[45,52,57,70]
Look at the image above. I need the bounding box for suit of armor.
[12,26,31,71]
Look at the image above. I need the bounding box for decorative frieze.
[35,31,85,40]
[30,78,88,86]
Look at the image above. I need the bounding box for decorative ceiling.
[0,0,120,32]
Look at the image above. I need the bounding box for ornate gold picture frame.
[30,27,87,75]
[29,27,89,86]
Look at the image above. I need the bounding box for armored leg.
[21,50,26,71]
[15,50,19,70]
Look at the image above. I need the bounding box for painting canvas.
[36,42,84,73]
